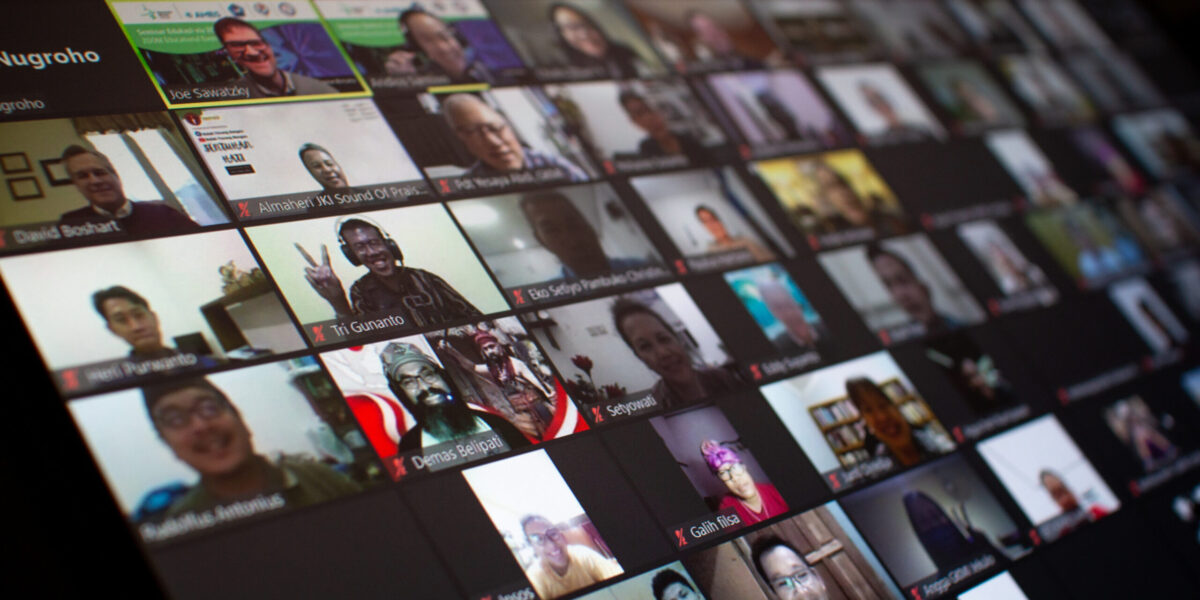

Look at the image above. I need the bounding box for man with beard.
[298,218,483,326]
[438,330,556,439]
[213,17,337,98]
[379,341,530,452]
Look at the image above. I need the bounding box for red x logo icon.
[311,325,326,343]
[61,369,79,390]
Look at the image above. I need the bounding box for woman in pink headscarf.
[701,440,788,525]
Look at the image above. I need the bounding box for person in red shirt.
[701,439,787,525]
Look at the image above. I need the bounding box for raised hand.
[297,243,350,314]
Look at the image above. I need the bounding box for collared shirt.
[238,70,338,99]
[93,200,133,219]
[465,148,589,183]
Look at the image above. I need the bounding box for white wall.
[462,450,599,558]
[0,230,282,368]
[632,169,768,257]
[450,183,663,288]
[977,416,1120,525]
[817,64,945,138]
[182,99,422,200]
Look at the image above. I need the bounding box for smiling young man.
[59,146,199,236]
[213,17,337,98]
[298,218,482,327]
[92,286,220,368]
[520,514,622,599]
[142,377,361,519]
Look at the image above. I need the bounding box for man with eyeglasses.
[751,536,830,600]
[297,218,482,326]
[213,17,337,98]
[141,377,361,520]
[701,440,787,525]
[377,341,529,452]
[441,93,589,182]
[520,514,622,599]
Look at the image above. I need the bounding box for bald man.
[442,93,588,181]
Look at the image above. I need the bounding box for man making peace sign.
[296,218,482,327]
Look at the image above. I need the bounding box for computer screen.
[4,1,1200,598]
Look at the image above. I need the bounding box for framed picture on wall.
[39,158,70,186]
[0,152,31,174]
[8,177,43,200]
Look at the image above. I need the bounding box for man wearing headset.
[298,217,482,326]
[385,6,496,84]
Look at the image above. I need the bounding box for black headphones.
[398,6,471,55]
[334,215,403,266]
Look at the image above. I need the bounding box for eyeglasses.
[455,121,510,140]
[396,366,442,391]
[716,462,747,482]
[223,39,268,53]
[527,528,566,546]
[153,396,230,430]
[771,568,816,591]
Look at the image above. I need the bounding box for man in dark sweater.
[59,145,199,236]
